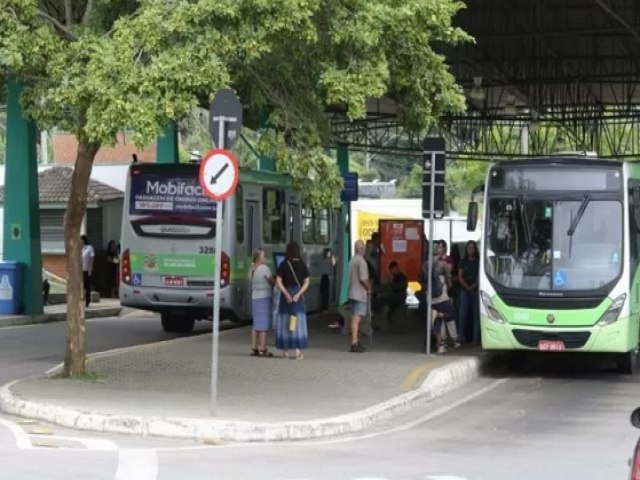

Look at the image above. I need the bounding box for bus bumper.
[481,314,639,353]
[119,284,236,317]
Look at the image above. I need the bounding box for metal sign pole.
[425,151,436,355]
[210,118,226,416]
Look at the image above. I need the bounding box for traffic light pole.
[425,152,436,355]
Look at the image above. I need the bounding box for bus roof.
[239,168,292,188]
[128,163,293,188]
[493,156,623,168]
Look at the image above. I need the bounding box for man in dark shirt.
[386,261,408,319]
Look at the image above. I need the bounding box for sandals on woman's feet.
[259,349,274,357]
[250,348,260,356]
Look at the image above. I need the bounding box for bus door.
[243,200,261,316]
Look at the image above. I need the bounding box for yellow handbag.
[288,314,297,332]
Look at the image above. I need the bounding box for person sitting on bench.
[385,261,408,321]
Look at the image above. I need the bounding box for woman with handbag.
[250,248,275,357]
[275,242,310,360]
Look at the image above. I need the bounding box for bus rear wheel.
[617,349,638,375]
[161,312,195,334]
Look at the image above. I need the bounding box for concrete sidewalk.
[0,299,123,328]
[0,311,487,442]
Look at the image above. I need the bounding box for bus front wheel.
[161,313,195,334]
[617,349,638,375]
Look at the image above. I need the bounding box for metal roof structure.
[330,1,640,161]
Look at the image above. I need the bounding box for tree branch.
[36,9,78,41]
[82,0,95,25]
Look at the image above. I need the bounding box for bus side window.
[302,208,315,244]
[630,186,640,266]
[289,204,300,243]
[235,186,244,244]
[315,209,330,244]
[263,189,285,244]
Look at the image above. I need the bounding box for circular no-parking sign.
[198,149,239,201]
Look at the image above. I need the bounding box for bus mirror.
[467,202,478,232]
[631,407,640,428]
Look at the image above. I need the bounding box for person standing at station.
[433,240,460,348]
[250,248,275,357]
[42,270,50,306]
[348,240,370,353]
[81,235,95,308]
[106,240,120,298]
[275,242,310,360]
[457,240,480,345]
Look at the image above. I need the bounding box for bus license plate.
[163,276,184,287]
[538,340,565,352]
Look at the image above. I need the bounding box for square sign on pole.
[422,137,446,219]
[340,172,359,202]
[421,136,446,355]
[209,89,243,150]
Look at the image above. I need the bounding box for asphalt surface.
[0,315,638,480]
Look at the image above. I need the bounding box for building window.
[263,189,285,244]
[40,210,65,254]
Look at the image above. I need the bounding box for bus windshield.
[485,198,623,291]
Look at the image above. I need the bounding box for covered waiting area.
[4,0,640,312]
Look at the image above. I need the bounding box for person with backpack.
[422,244,461,354]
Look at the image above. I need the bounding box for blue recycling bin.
[0,261,24,315]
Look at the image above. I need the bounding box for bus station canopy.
[330,0,640,159]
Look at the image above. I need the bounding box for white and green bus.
[468,155,640,373]
[119,163,341,332]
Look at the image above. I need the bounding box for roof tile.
[0,166,123,204]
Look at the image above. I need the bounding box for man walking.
[348,240,370,353]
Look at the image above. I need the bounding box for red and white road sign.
[198,148,239,201]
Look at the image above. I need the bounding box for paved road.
[0,314,215,385]
[0,317,638,480]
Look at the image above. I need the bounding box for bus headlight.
[598,294,626,326]
[481,291,506,324]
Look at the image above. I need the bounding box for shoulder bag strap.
[287,261,305,299]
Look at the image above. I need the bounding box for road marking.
[0,418,34,449]
[402,358,448,389]
[33,440,58,448]
[373,378,508,437]
[425,476,467,480]
[114,449,158,480]
[158,377,509,451]
[44,435,118,451]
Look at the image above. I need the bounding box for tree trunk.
[63,138,100,377]
[64,0,73,27]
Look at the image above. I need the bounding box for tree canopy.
[1,0,470,206]
[1,0,470,375]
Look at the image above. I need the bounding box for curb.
[0,353,487,443]
[0,307,123,328]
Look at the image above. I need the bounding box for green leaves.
[2,0,470,207]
